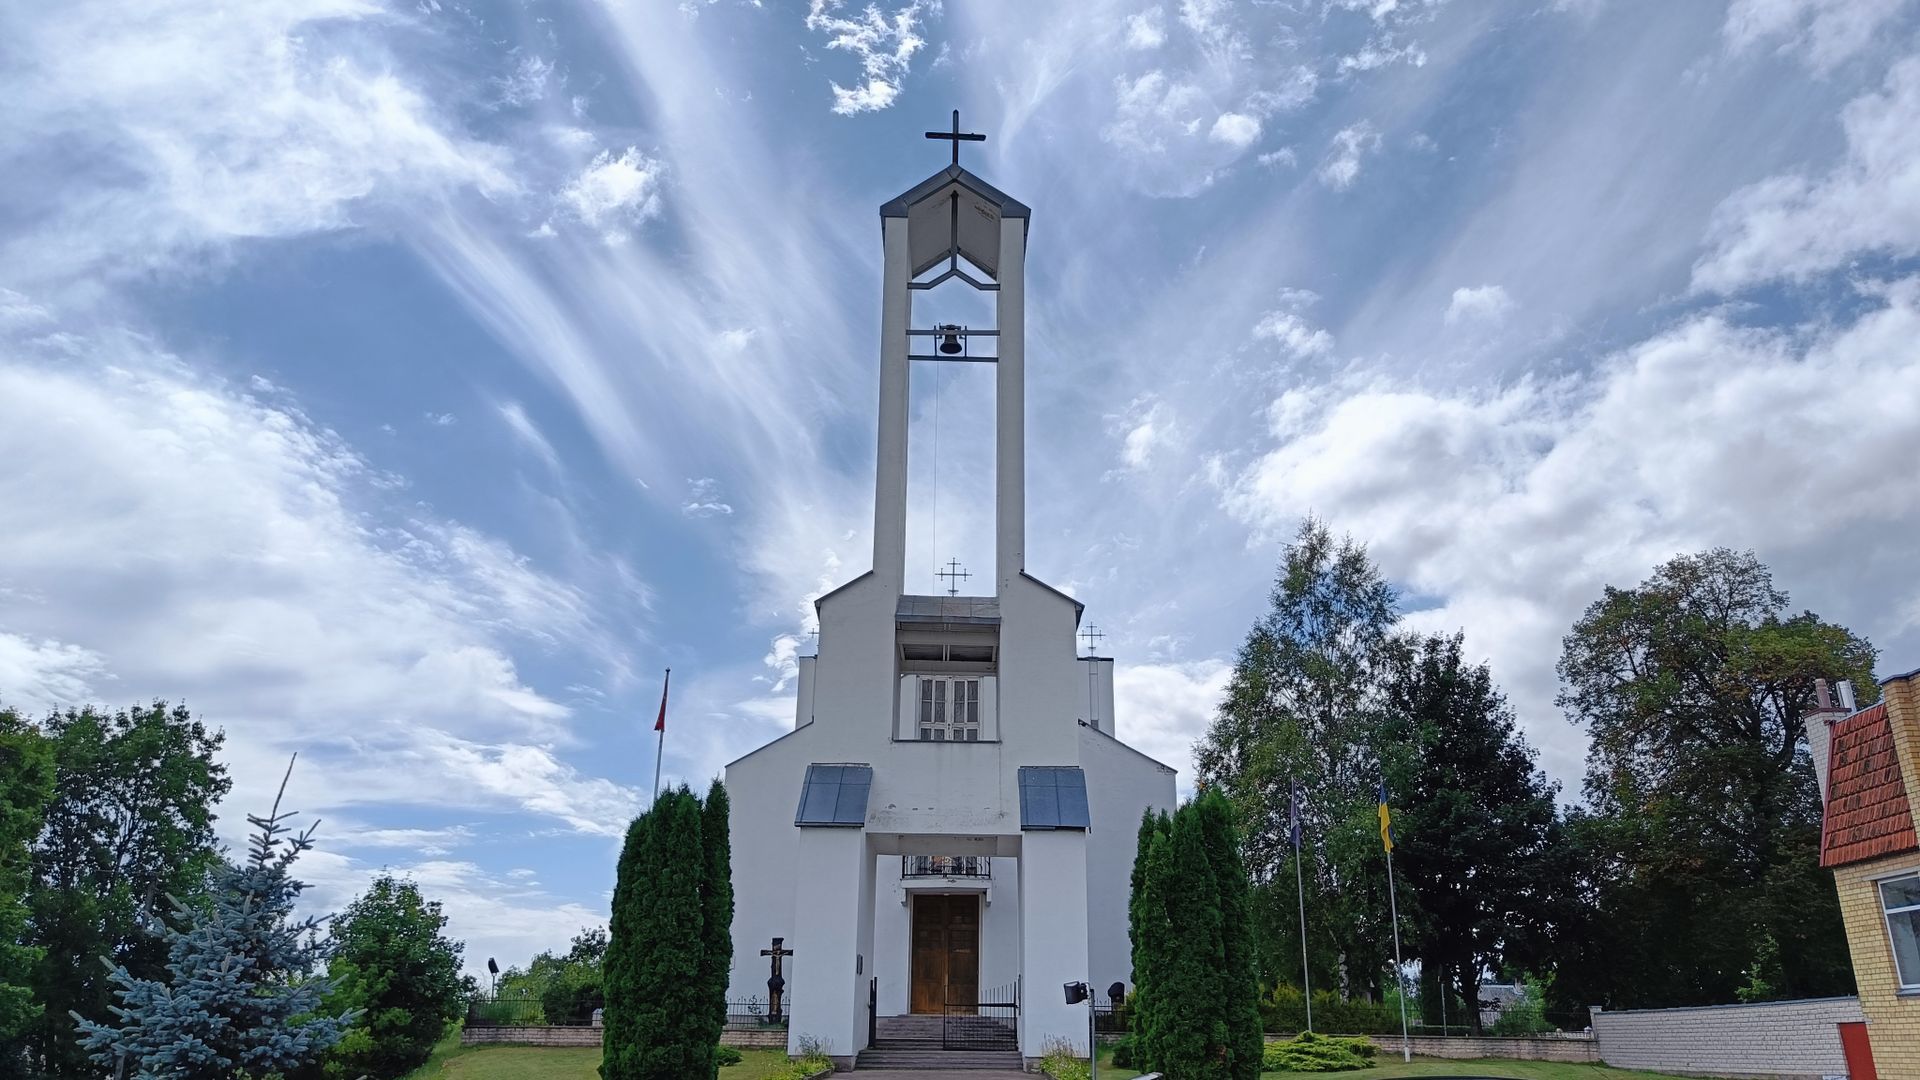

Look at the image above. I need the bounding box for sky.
[5,0,1920,978]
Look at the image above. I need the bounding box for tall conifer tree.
[698,780,734,1078]
[603,787,712,1080]
[1127,810,1170,1070]
[1157,804,1229,1080]
[1196,791,1263,1079]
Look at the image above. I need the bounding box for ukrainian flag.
[1377,783,1394,853]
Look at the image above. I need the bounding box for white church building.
[724,118,1177,1069]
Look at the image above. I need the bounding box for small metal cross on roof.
[936,557,971,596]
[926,109,985,166]
[805,627,819,653]
[1079,624,1105,655]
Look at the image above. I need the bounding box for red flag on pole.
[654,669,671,732]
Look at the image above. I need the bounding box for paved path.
[847,1071,1030,1079]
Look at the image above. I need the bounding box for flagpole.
[1386,842,1410,1064]
[1291,779,1312,1033]
[651,668,670,804]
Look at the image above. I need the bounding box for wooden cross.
[936,557,971,596]
[1079,623,1105,655]
[761,937,794,1021]
[925,109,985,166]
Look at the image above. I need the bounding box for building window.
[1883,873,1920,990]
[918,677,981,741]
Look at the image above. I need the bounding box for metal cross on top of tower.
[925,109,985,166]
[1079,624,1105,656]
[936,557,971,596]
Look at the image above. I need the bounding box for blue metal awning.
[795,764,872,827]
[1018,766,1090,830]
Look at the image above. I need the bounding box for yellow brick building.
[1813,670,1920,1078]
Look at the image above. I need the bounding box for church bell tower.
[870,111,1031,597]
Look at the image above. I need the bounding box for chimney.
[1805,678,1850,803]
[1836,679,1857,711]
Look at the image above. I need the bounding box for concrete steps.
[859,1016,1020,1071]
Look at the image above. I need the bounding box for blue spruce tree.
[72,761,357,1079]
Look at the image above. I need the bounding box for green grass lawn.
[398,1038,794,1080]
[1093,1044,1697,1080]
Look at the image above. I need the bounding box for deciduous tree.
[24,701,230,1076]
[324,875,469,1079]
[1554,549,1871,1007]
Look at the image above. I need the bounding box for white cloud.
[1337,36,1429,74]
[0,0,514,289]
[1209,111,1261,149]
[0,329,646,836]
[496,53,556,107]
[1113,659,1231,795]
[0,634,108,715]
[1258,147,1298,168]
[1125,7,1168,49]
[682,477,735,518]
[496,400,563,474]
[1109,397,1176,472]
[559,147,666,241]
[1444,284,1516,325]
[1252,310,1335,361]
[1221,279,1920,780]
[1318,122,1382,190]
[425,411,458,426]
[1104,70,1209,156]
[1723,0,1909,71]
[805,0,931,115]
[1693,55,1920,293]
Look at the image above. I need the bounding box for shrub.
[1488,974,1554,1036]
[1260,1032,1374,1072]
[324,876,470,1079]
[1039,1036,1090,1080]
[1258,986,1398,1035]
[715,1045,742,1066]
[1109,1035,1136,1068]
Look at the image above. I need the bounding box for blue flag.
[1289,779,1303,852]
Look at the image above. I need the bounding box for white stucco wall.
[1081,725,1177,997]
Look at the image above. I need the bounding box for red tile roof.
[1821,702,1919,868]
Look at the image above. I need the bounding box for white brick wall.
[1591,997,1863,1079]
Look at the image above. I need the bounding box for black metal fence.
[469,992,792,1031]
[468,991,586,1028]
[724,997,792,1033]
[943,979,1019,1051]
[902,854,991,878]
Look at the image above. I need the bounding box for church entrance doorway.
[909,893,979,1014]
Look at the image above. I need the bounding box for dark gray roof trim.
[1019,572,1086,623]
[796,763,872,827]
[812,570,875,611]
[1019,766,1090,830]
[897,594,1001,626]
[880,165,1032,220]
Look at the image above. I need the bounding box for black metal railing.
[1093,1003,1129,1034]
[902,854,991,878]
[943,978,1019,1051]
[724,996,792,1032]
[468,991,591,1028]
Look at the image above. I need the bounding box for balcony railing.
[903,854,991,878]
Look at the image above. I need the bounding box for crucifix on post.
[1079,623,1105,656]
[936,557,970,596]
[925,108,985,166]
[761,937,794,1022]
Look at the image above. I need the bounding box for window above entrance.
[897,674,998,741]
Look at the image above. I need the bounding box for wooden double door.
[909,893,979,1014]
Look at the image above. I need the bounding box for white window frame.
[899,675,996,741]
[1881,870,1920,991]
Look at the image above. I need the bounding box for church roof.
[896,594,1000,626]
[1820,701,1919,867]
[881,165,1030,280]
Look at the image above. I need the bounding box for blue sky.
[6,0,1920,975]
